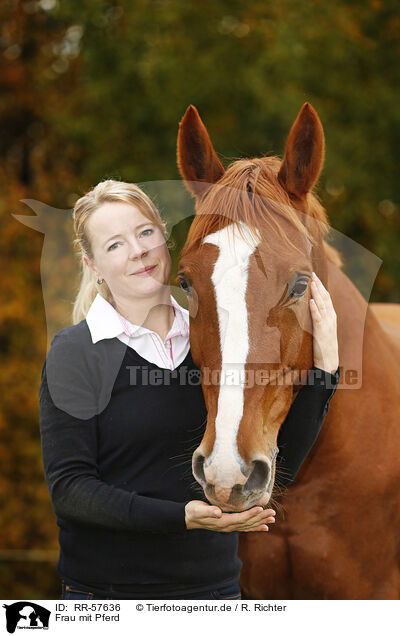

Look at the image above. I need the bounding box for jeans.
[60,578,241,600]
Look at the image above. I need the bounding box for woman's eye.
[141,228,153,237]
[289,277,309,298]
[178,274,192,296]
[107,242,120,251]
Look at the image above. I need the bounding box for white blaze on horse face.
[203,222,261,490]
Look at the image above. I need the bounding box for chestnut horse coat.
[177,103,400,599]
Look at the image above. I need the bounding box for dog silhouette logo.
[2,602,50,633]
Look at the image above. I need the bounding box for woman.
[39,179,340,601]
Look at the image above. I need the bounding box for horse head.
[177,103,332,511]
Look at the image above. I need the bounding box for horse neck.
[329,261,400,384]
[296,261,400,486]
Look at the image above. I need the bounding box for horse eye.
[178,273,192,296]
[289,276,309,298]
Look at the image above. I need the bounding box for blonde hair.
[72,179,168,324]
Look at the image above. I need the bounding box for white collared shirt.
[86,293,190,370]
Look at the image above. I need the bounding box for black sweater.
[39,320,339,595]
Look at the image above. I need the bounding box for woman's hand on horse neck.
[185,500,276,532]
[310,272,339,375]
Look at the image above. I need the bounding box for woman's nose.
[129,241,148,260]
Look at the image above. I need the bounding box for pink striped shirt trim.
[151,333,171,367]
[117,313,135,338]
[113,299,188,369]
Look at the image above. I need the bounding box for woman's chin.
[127,279,168,297]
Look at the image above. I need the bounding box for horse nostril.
[193,452,206,486]
[243,460,270,493]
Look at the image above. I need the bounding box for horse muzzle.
[192,448,278,511]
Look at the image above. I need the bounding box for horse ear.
[177,105,225,198]
[278,103,325,200]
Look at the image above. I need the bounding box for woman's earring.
[97,277,104,285]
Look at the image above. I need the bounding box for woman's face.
[84,201,171,301]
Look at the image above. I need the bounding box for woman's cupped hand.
[185,500,275,532]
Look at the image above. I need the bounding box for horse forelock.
[181,156,331,261]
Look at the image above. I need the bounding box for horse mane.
[181,156,342,266]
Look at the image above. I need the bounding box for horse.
[176,102,400,599]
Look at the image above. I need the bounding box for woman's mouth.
[131,265,157,277]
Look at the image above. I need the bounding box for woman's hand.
[185,500,276,532]
[310,272,339,375]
